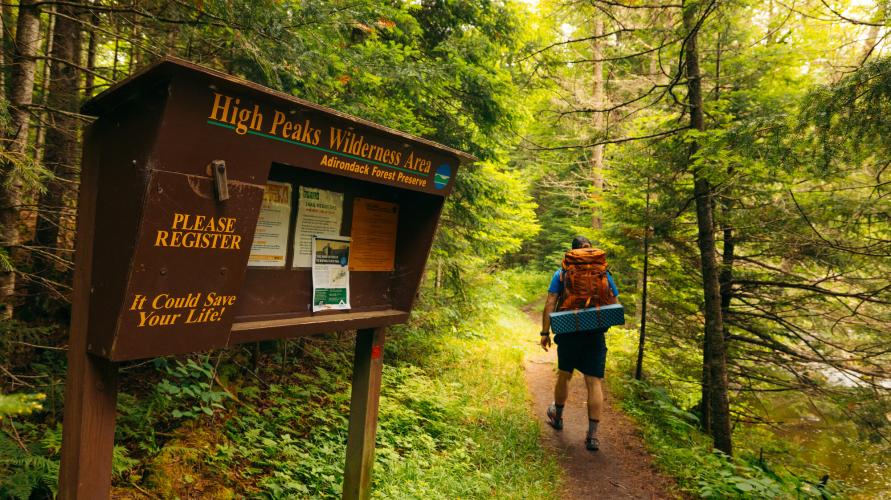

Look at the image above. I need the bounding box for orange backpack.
[557,248,618,311]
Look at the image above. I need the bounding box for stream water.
[765,367,890,498]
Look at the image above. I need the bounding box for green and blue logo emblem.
[434,164,451,190]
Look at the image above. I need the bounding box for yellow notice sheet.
[349,198,399,272]
[247,181,292,267]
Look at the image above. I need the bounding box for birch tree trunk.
[0,0,41,318]
[32,4,54,166]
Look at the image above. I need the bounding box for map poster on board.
[293,186,344,268]
[247,181,292,267]
[350,198,399,272]
[312,235,351,312]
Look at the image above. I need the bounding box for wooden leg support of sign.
[58,135,120,498]
[58,352,118,498]
[342,327,386,500]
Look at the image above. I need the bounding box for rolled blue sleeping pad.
[549,303,625,334]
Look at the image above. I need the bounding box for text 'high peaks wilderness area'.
[206,93,438,187]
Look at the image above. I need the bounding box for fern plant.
[0,431,58,499]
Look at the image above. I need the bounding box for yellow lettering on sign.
[399,151,433,174]
[128,291,236,328]
[396,171,428,187]
[154,213,242,250]
[371,165,396,181]
[204,292,237,307]
[268,110,321,145]
[208,93,264,135]
[328,127,402,167]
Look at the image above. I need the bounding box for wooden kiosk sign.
[58,57,473,498]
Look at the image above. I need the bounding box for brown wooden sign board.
[59,57,473,498]
[78,57,471,361]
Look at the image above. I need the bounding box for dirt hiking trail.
[523,314,678,499]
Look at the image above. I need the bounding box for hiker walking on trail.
[539,236,619,451]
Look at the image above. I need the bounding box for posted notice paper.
[247,181,292,267]
[311,235,351,312]
[293,186,344,268]
[350,198,399,271]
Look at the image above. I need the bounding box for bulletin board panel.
[232,163,444,325]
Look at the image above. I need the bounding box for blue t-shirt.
[548,269,619,297]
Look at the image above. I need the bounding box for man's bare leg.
[555,370,573,405]
[547,370,574,430]
[584,375,603,450]
[584,375,603,420]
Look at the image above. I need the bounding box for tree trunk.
[859,4,883,64]
[29,0,82,310]
[33,5,55,162]
[700,328,711,432]
[127,12,137,75]
[635,180,651,380]
[111,31,119,80]
[0,2,5,92]
[0,0,41,318]
[716,38,734,342]
[1,1,13,92]
[683,0,732,456]
[719,209,734,336]
[84,10,99,97]
[591,18,605,230]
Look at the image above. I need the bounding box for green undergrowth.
[604,332,849,499]
[99,271,560,498]
[1,271,559,499]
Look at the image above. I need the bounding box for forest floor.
[522,306,678,499]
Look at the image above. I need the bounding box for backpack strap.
[554,269,565,313]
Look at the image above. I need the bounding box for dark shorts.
[554,329,608,378]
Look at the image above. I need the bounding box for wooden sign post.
[58,57,474,499]
[343,328,386,498]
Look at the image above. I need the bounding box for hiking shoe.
[585,435,600,451]
[546,404,563,430]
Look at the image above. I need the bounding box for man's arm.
[540,292,558,350]
[542,293,558,332]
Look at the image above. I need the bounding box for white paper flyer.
[292,186,344,268]
[311,235,351,312]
